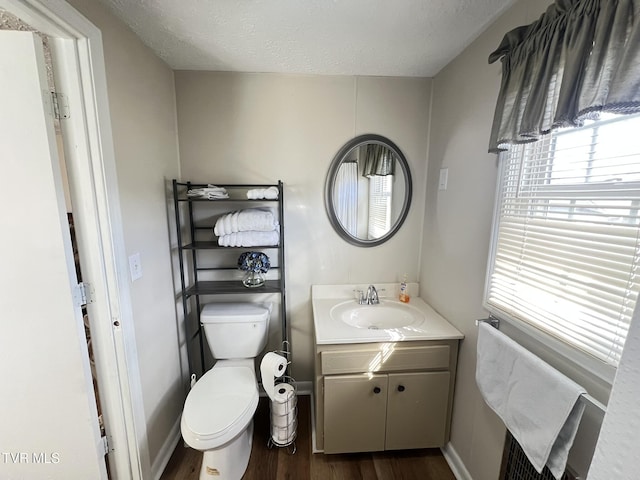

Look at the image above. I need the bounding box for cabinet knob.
[397,385,406,392]
[373,387,381,394]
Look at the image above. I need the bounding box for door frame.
[0,0,148,478]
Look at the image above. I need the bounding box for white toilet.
[181,302,271,480]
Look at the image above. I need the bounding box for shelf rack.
[172,180,288,378]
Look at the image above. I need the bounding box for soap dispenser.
[399,274,410,303]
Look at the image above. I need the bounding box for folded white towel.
[247,186,279,200]
[476,323,586,479]
[214,208,277,236]
[187,185,229,199]
[217,230,279,247]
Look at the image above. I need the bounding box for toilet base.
[198,420,254,480]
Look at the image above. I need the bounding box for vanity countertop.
[312,284,464,345]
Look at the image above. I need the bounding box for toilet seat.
[181,365,258,450]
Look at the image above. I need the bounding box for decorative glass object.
[242,270,266,288]
[238,251,270,288]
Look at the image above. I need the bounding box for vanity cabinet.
[315,340,459,454]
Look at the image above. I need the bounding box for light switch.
[438,168,449,190]
[129,252,143,281]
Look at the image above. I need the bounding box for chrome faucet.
[366,284,379,305]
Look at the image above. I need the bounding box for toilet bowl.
[180,302,271,480]
[181,360,258,479]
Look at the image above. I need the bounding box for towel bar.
[475,315,500,329]
[581,393,606,414]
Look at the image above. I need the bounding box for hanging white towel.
[475,322,586,479]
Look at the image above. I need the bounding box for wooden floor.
[161,395,455,480]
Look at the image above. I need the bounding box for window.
[367,175,393,239]
[485,113,640,368]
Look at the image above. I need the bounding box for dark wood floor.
[161,395,455,480]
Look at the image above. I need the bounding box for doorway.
[0,12,108,465]
[0,1,146,478]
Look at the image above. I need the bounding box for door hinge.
[101,435,110,456]
[74,282,95,307]
[51,92,70,120]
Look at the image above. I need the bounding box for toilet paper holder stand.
[273,340,292,376]
[267,340,298,453]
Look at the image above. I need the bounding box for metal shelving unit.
[172,180,288,378]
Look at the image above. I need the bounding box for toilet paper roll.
[271,383,296,415]
[272,382,295,403]
[271,408,296,427]
[260,352,287,401]
[271,418,297,445]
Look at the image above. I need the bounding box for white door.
[0,30,108,479]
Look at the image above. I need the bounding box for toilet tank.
[200,302,271,359]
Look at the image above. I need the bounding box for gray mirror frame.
[325,134,413,247]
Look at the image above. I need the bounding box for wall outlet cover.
[128,252,143,281]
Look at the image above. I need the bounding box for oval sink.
[330,300,424,330]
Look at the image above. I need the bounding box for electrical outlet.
[129,252,143,281]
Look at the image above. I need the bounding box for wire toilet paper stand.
[267,342,297,453]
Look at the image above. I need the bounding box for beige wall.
[65,0,183,476]
[421,0,593,479]
[56,0,628,478]
[175,72,431,381]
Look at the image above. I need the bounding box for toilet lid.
[183,366,257,440]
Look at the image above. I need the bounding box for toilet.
[181,302,271,480]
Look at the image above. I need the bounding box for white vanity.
[312,284,464,454]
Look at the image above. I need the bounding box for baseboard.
[441,442,473,480]
[152,415,182,480]
[295,380,313,395]
[309,390,322,453]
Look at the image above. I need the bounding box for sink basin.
[330,300,424,330]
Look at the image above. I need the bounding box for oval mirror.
[325,134,412,247]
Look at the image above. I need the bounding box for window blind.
[486,114,640,367]
[367,175,392,239]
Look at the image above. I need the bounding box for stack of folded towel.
[214,208,279,247]
[187,185,229,199]
[247,186,279,200]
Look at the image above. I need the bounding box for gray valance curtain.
[488,0,640,153]
[362,144,396,177]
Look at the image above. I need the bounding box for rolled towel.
[264,187,279,199]
[246,189,261,199]
[247,186,279,200]
[217,230,279,247]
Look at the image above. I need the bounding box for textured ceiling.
[96,0,516,77]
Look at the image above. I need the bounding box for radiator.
[500,431,578,480]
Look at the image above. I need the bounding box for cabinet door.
[385,371,451,450]
[324,374,388,453]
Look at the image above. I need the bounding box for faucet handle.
[354,289,367,304]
